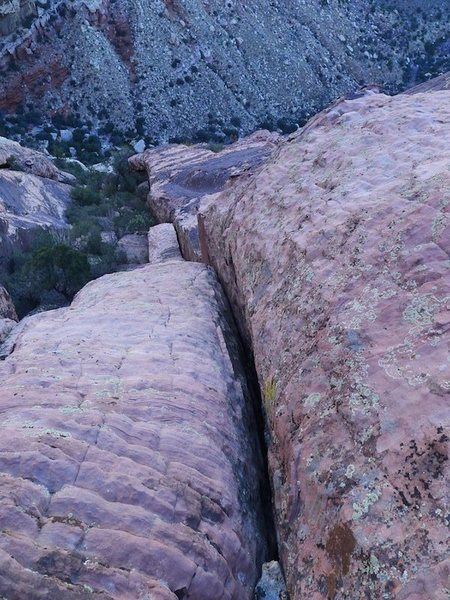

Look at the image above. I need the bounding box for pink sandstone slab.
[199,89,450,599]
[0,260,268,599]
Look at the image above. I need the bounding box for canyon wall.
[1,0,449,140]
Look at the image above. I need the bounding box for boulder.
[254,561,288,600]
[117,233,148,264]
[200,89,450,598]
[0,259,268,598]
[0,136,75,184]
[148,223,182,264]
[129,130,281,261]
[0,284,17,320]
[0,168,71,267]
[0,318,15,343]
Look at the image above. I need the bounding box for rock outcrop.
[0,241,268,598]
[0,282,17,342]
[0,282,16,319]
[148,222,182,264]
[0,136,74,183]
[129,130,280,261]
[0,136,72,266]
[198,89,450,598]
[117,233,148,264]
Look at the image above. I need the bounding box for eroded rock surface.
[0,283,16,342]
[199,90,450,598]
[0,282,16,319]
[129,130,280,260]
[117,232,148,264]
[0,137,72,265]
[0,136,74,183]
[0,258,268,598]
[148,222,182,264]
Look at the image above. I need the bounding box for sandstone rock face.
[0,169,71,265]
[405,71,450,94]
[0,283,17,342]
[148,223,182,264]
[199,90,450,598]
[0,136,74,183]
[129,130,281,261]
[0,137,72,266]
[0,282,16,319]
[0,259,268,598]
[117,232,148,264]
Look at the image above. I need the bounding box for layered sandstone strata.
[0,252,268,598]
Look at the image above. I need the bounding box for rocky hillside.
[0,0,449,142]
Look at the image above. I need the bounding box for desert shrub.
[70,185,102,206]
[3,233,91,317]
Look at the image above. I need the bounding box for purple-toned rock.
[0,138,73,266]
[0,283,17,320]
[0,259,267,599]
[0,136,74,183]
[405,71,450,94]
[129,130,281,261]
[148,223,182,264]
[117,233,148,264]
[200,89,450,599]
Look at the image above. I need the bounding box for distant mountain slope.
[0,0,449,141]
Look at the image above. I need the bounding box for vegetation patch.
[2,149,154,318]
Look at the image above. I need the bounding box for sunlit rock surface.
[0,258,268,598]
[200,89,450,599]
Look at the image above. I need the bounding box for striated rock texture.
[148,222,182,264]
[0,257,268,598]
[0,135,74,182]
[0,136,72,266]
[0,0,449,139]
[199,89,450,598]
[117,232,148,264]
[129,130,280,261]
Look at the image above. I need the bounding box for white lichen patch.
[379,341,429,386]
[403,293,450,335]
[59,405,84,415]
[304,392,321,407]
[349,383,380,413]
[345,464,356,478]
[352,489,381,520]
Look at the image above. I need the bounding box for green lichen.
[352,489,381,520]
[304,392,321,407]
[349,383,379,413]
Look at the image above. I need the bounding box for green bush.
[3,233,91,317]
